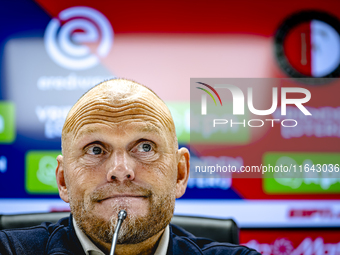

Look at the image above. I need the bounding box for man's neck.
[94,229,165,255]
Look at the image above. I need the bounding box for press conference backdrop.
[0,0,340,253]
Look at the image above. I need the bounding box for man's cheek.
[154,161,177,184]
[66,164,100,194]
[144,164,177,193]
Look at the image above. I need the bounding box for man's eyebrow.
[74,123,162,141]
[74,127,100,140]
[138,124,162,134]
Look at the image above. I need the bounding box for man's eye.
[88,146,103,155]
[137,143,152,152]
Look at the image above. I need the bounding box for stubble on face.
[69,181,176,244]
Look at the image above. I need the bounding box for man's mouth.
[98,194,148,202]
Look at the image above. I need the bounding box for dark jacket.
[0,215,259,255]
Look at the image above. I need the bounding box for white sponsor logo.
[0,115,4,133]
[36,105,71,139]
[246,237,340,255]
[0,156,7,173]
[37,73,112,91]
[37,156,58,188]
[273,106,340,139]
[44,6,113,70]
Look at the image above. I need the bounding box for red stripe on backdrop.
[283,21,312,76]
[240,228,340,254]
[34,0,340,35]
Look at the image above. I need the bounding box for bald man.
[0,79,260,255]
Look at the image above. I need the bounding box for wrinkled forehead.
[62,80,175,144]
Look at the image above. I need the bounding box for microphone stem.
[109,210,127,255]
[109,220,122,255]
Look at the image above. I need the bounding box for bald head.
[62,79,177,154]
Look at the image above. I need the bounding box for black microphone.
[109,210,127,255]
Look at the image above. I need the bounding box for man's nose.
[106,150,135,182]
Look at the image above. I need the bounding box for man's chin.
[96,196,150,219]
[73,207,157,244]
[71,192,175,245]
[78,211,162,245]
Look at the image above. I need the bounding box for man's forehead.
[62,79,176,147]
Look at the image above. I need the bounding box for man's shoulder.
[0,223,51,254]
[0,215,83,255]
[169,224,260,255]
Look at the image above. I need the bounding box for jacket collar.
[43,214,203,255]
[45,214,85,255]
[167,224,203,255]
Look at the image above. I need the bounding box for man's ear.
[175,147,190,198]
[56,155,69,203]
